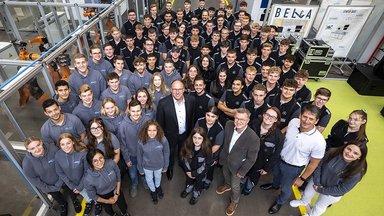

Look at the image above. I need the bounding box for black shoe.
[268,202,282,214]
[84,202,92,216]
[189,196,199,205]
[156,186,164,199]
[189,191,200,205]
[73,199,82,213]
[59,202,68,216]
[180,190,189,198]
[166,168,173,180]
[242,187,252,196]
[95,203,102,216]
[260,183,279,190]
[151,191,158,204]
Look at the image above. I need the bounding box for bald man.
[156,80,196,180]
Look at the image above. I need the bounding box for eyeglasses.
[264,112,277,121]
[90,126,103,132]
[234,117,247,122]
[315,96,328,102]
[172,88,184,92]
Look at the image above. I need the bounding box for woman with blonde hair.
[100,97,125,136]
[148,72,170,106]
[55,133,94,215]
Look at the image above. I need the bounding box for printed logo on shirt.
[48,159,55,163]
[90,81,97,84]
[64,127,74,131]
[74,161,80,164]
[108,171,113,176]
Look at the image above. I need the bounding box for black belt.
[281,160,305,169]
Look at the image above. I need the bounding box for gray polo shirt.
[68,68,107,100]
[127,70,152,95]
[161,69,182,87]
[96,133,120,154]
[41,113,86,146]
[117,69,132,87]
[72,100,102,126]
[101,85,132,112]
[54,93,79,114]
[88,59,114,80]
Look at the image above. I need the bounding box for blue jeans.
[143,168,163,192]
[127,156,138,186]
[275,160,304,204]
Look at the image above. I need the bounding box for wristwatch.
[299,176,307,182]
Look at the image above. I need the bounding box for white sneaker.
[290,199,308,207]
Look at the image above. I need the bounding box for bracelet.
[299,176,307,182]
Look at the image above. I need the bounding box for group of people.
[22,1,368,216]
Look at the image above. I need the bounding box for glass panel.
[0,42,19,83]
[0,150,43,215]
[0,73,48,142]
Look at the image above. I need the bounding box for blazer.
[156,94,196,145]
[219,120,260,176]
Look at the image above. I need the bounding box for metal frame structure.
[0,0,125,213]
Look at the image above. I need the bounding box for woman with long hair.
[84,149,130,216]
[136,87,156,119]
[183,65,200,93]
[326,110,368,150]
[197,55,215,92]
[290,142,368,216]
[55,133,93,215]
[137,120,170,204]
[178,22,187,37]
[100,97,125,136]
[87,118,120,164]
[148,72,170,106]
[242,107,284,195]
[180,127,212,205]
[209,68,230,104]
[195,106,224,189]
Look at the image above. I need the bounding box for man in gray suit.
[216,108,260,216]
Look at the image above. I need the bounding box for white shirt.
[280,118,326,166]
[228,126,247,153]
[173,97,186,134]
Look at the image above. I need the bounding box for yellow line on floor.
[76,198,86,216]
[292,185,308,215]
[22,196,39,216]
[22,206,32,216]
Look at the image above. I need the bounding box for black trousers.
[246,165,263,186]
[98,189,128,216]
[169,132,188,169]
[48,185,77,206]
